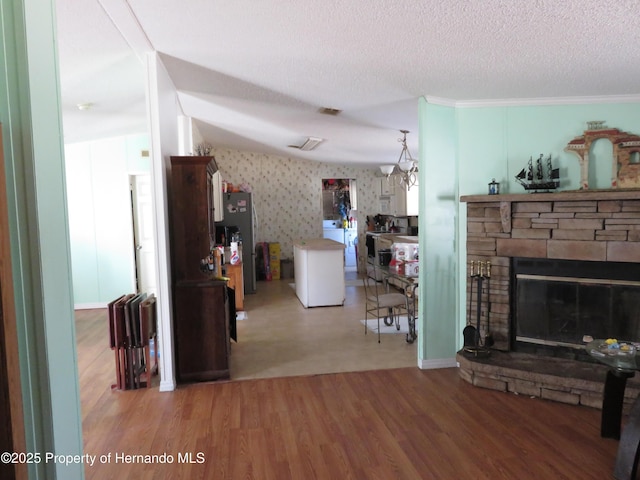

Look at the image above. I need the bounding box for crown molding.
[424,94,640,108]
[423,95,458,107]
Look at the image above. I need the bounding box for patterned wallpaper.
[212,148,381,267]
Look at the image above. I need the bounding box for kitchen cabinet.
[211,170,224,222]
[379,177,395,195]
[405,180,419,216]
[380,180,419,217]
[169,155,233,383]
[173,280,230,382]
[393,181,419,217]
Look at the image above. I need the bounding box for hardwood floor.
[76,278,620,479]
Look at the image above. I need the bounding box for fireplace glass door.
[512,258,640,352]
[516,275,640,347]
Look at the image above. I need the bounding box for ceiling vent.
[318,107,342,116]
[289,136,324,151]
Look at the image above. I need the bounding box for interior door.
[130,174,157,295]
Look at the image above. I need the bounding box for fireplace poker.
[484,262,494,347]
[463,262,478,348]
[475,269,483,347]
[463,260,491,358]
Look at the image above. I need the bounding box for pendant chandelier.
[379,130,418,189]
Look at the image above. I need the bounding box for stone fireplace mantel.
[458,189,640,408]
[462,189,640,203]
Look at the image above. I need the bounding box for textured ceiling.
[56,0,640,166]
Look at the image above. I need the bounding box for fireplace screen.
[513,258,640,350]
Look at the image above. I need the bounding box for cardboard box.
[269,242,281,261]
[405,260,419,277]
[270,259,281,280]
[393,242,418,262]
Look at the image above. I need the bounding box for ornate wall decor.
[564,121,640,190]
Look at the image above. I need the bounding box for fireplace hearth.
[459,190,640,407]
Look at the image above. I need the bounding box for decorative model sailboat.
[515,154,560,192]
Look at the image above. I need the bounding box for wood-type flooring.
[76,277,619,479]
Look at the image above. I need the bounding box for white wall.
[147,52,182,392]
[65,134,150,307]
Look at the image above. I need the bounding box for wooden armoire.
[169,156,233,383]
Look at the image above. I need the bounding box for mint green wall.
[65,135,150,305]
[0,0,84,478]
[459,103,640,196]
[418,99,458,362]
[457,108,508,194]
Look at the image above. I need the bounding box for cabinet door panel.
[170,156,216,281]
[174,283,229,382]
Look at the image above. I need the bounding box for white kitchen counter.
[293,238,346,250]
[293,239,345,308]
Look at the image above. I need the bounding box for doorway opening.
[129,174,157,296]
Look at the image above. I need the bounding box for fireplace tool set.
[463,260,494,358]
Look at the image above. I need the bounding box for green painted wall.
[418,98,458,362]
[0,0,84,478]
[459,103,640,196]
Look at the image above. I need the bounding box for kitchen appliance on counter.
[215,225,240,247]
[215,192,256,294]
[378,249,392,266]
[366,231,400,280]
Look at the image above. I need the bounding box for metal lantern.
[488,178,500,195]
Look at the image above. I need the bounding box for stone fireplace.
[457,190,640,409]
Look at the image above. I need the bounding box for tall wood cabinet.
[169,156,232,383]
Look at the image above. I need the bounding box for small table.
[378,265,418,344]
[587,340,640,480]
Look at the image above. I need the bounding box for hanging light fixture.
[379,130,418,189]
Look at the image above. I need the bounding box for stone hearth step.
[457,350,640,412]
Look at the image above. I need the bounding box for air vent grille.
[318,107,342,116]
[288,136,324,151]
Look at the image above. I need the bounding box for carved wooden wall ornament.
[564,121,640,190]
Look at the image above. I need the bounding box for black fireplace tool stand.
[463,261,492,358]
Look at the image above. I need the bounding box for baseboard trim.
[159,380,176,392]
[419,357,458,370]
[74,302,108,310]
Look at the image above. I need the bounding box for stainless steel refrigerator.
[215,192,257,293]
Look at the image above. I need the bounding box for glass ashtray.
[599,342,637,356]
